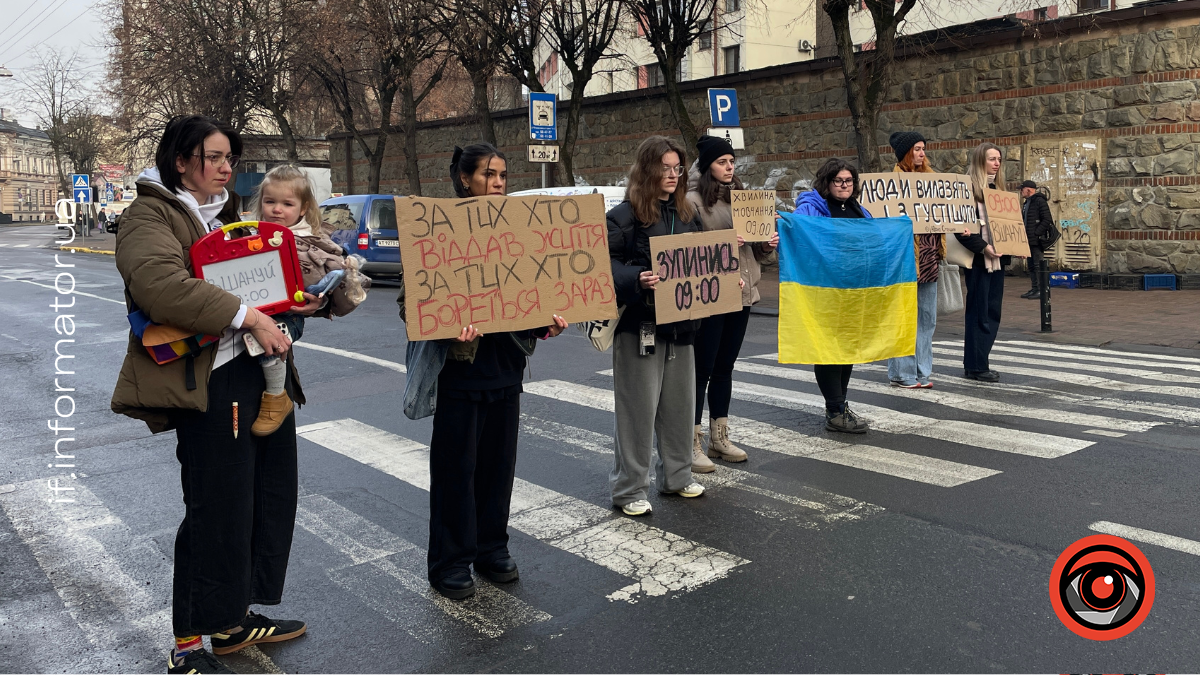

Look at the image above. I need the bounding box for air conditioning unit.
[797,39,814,52]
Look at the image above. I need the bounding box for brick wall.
[330,2,1200,274]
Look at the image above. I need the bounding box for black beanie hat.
[889,131,926,164]
[696,134,736,175]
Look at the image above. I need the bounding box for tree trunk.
[401,81,423,196]
[271,107,300,162]
[660,56,699,153]
[472,76,496,146]
[559,75,590,188]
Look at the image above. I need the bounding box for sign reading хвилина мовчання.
[857,173,980,234]
[396,193,618,340]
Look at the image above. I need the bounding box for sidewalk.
[60,227,116,254]
[755,267,1200,351]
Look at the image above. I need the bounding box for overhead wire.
[0,0,44,44]
[1,4,101,64]
[0,0,76,61]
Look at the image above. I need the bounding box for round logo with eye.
[1049,534,1154,640]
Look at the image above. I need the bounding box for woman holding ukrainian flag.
[779,157,922,435]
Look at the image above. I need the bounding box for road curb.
[59,245,115,255]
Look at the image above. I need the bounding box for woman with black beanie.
[685,135,777,471]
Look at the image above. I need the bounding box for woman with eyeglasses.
[112,115,319,673]
[606,135,708,517]
[792,157,871,433]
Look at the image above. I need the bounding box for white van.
[508,186,626,213]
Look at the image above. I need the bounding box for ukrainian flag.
[776,214,917,364]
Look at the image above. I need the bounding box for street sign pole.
[542,163,547,189]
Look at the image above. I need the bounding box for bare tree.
[434,1,504,146]
[548,0,624,185]
[824,0,917,171]
[19,48,86,197]
[632,0,718,151]
[394,2,451,195]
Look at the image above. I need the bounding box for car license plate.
[375,239,399,247]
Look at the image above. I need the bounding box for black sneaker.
[825,406,869,434]
[210,612,307,655]
[964,369,1000,382]
[1020,288,1039,299]
[167,648,234,674]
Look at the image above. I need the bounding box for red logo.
[1049,534,1154,640]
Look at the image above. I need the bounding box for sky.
[0,0,110,128]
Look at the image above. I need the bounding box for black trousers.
[427,388,520,583]
[813,364,854,414]
[169,352,298,637]
[963,254,1005,372]
[1026,244,1045,289]
[693,306,752,424]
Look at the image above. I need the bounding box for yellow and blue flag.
[776,214,917,364]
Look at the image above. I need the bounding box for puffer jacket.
[684,165,773,306]
[111,179,305,433]
[606,194,702,343]
[793,189,873,218]
[294,223,364,319]
[1022,191,1053,243]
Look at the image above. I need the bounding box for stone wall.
[329,2,1200,274]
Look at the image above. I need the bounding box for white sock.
[262,357,286,395]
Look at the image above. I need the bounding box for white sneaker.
[674,483,705,498]
[621,499,653,516]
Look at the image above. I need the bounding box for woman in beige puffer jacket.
[683,135,778,472]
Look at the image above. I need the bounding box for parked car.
[320,194,401,278]
[508,185,626,213]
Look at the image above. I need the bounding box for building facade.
[0,112,59,223]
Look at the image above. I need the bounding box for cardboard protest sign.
[858,172,979,234]
[983,187,1031,257]
[649,229,742,324]
[396,193,617,340]
[730,189,776,242]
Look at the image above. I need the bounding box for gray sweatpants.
[610,331,697,507]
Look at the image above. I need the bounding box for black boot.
[1020,287,1039,299]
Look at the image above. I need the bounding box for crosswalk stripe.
[965,342,1200,373]
[296,494,550,639]
[12,244,29,247]
[292,342,406,373]
[926,356,1200,401]
[999,340,1200,366]
[0,479,283,672]
[733,360,1157,433]
[1088,521,1200,557]
[519,413,886,528]
[931,346,1200,385]
[296,419,750,603]
[724,379,1092,459]
[526,380,1000,487]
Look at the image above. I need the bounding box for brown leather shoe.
[251,391,294,436]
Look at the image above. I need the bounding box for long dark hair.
[625,135,696,225]
[812,158,861,202]
[450,142,506,198]
[155,115,242,194]
[696,168,744,211]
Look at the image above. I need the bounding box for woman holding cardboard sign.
[685,135,778,471]
[111,115,320,673]
[606,135,709,517]
[400,142,568,601]
[954,142,1009,383]
[885,131,945,389]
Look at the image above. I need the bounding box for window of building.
[698,20,713,50]
[1077,0,1107,11]
[646,63,665,88]
[723,45,740,74]
[724,0,740,11]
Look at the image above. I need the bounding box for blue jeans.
[887,281,938,385]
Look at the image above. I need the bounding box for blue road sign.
[74,188,91,203]
[529,92,557,141]
[71,173,89,189]
[707,89,740,127]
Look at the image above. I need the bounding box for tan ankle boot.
[691,424,716,473]
[707,417,748,462]
[251,391,294,437]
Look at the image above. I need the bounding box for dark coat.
[606,195,702,344]
[1022,192,1054,243]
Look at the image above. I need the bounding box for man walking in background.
[1019,180,1054,299]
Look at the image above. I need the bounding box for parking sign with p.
[708,88,740,127]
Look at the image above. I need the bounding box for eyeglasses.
[193,153,240,169]
[831,178,855,187]
[661,165,684,177]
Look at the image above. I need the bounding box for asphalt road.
[2,224,1199,673]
